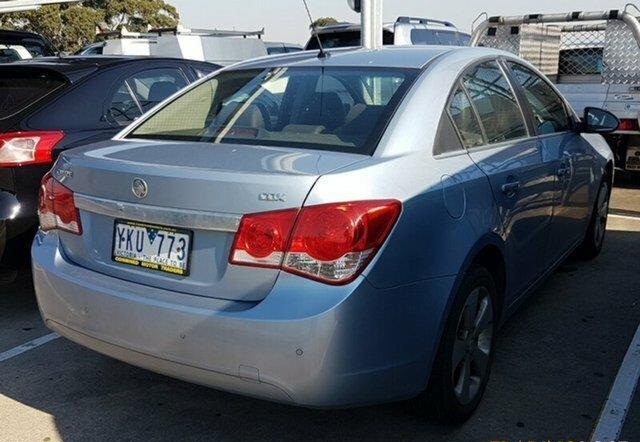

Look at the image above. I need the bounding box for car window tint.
[108,68,188,126]
[448,85,484,148]
[507,62,571,135]
[129,67,418,155]
[462,61,528,144]
[411,30,465,46]
[0,70,66,119]
[0,48,23,63]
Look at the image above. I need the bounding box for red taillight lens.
[618,119,639,131]
[38,172,82,235]
[229,200,401,285]
[0,131,64,167]
[230,209,298,268]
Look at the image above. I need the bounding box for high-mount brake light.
[38,172,82,235]
[0,131,64,167]
[229,200,401,285]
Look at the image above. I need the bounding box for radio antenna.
[302,0,329,59]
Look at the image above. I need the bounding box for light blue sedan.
[32,46,617,422]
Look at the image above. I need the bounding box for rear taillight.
[38,172,82,235]
[0,131,64,167]
[618,119,639,131]
[230,200,401,285]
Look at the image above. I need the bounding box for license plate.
[627,147,640,171]
[112,220,193,276]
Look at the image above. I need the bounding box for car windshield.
[128,67,418,154]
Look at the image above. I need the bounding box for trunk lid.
[55,140,366,302]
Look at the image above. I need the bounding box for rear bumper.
[0,165,48,240]
[32,232,456,408]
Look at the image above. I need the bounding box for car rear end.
[31,55,455,407]
[0,67,71,243]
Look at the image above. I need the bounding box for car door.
[455,60,556,300]
[505,61,593,264]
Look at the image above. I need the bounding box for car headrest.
[148,81,180,103]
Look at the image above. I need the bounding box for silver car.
[32,46,617,422]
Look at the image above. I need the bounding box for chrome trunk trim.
[74,193,242,233]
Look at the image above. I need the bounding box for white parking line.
[590,324,640,442]
[0,333,60,363]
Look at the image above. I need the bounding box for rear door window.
[108,68,188,126]
[507,62,571,135]
[0,70,66,119]
[462,61,528,144]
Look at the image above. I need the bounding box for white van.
[101,27,268,66]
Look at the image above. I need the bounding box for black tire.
[419,265,497,424]
[576,177,611,260]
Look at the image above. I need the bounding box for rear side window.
[108,68,188,126]
[507,62,571,135]
[448,86,484,148]
[462,61,527,144]
[0,70,66,119]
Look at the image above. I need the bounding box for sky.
[170,0,626,45]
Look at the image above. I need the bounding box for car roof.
[314,21,466,34]
[3,55,216,82]
[0,29,48,39]
[232,46,500,71]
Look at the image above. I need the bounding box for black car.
[0,56,219,263]
[0,30,57,60]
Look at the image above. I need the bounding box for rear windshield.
[128,67,418,155]
[0,38,55,58]
[410,29,470,46]
[0,70,67,119]
[306,30,395,49]
[559,48,604,76]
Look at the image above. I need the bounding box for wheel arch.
[453,233,508,323]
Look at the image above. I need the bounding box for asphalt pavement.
[0,186,639,442]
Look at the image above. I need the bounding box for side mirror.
[347,0,361,12]
[582,107,620,134]
[0,191,20,221]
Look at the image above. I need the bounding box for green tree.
[0,0,179,53]
[85,0,179,32]
[310,17,339,30]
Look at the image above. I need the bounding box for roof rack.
[98,27,156,40]
[150,27,265,39]
[396,17,457,28]
[470,8,640,48]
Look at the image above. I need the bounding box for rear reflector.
[618,119,639,132]
[0,131,64,167]
[230,200,401,285]
[38,172,82,235]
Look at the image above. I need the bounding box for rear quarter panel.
[305,49,505,289]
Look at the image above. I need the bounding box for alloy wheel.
[451,287,494,406]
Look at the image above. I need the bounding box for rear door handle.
[501,181,521,197]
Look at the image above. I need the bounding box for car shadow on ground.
[0,228,639,442]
